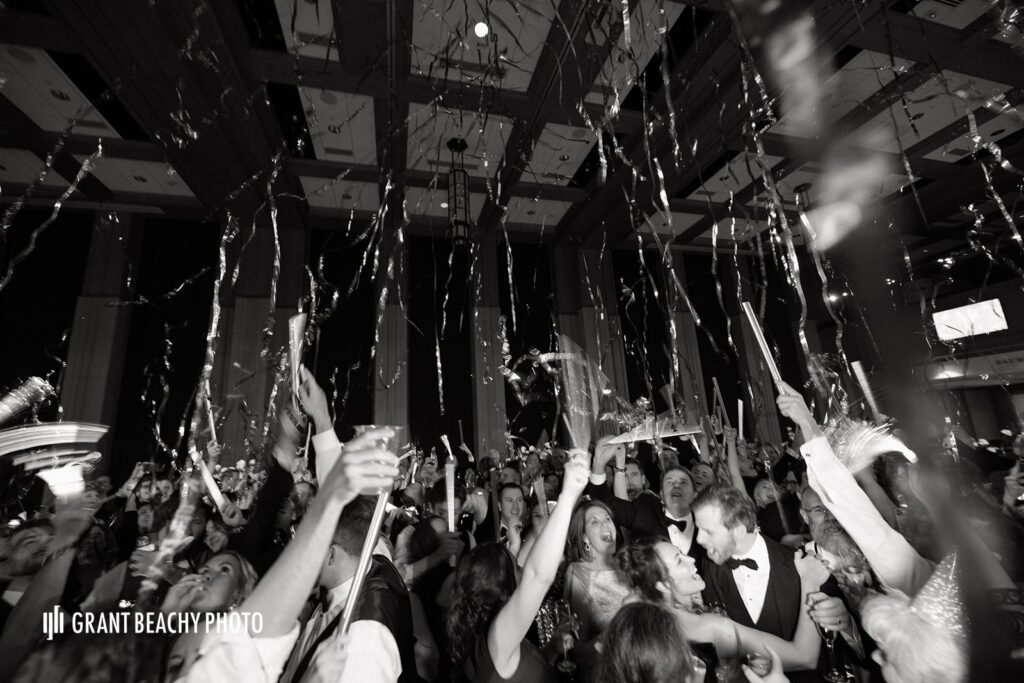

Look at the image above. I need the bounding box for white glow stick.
[738,399,744,440]
[190,449,226,510]
[442,435,457,567]
[203,380,217,442]
[851,361,882,422]
[741,301,783,389]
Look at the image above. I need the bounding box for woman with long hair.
[563,499,630,642]
[619,539,827,672]
[446,451,590,681]
[595,601,698,683]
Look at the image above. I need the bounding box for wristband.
[613,466,627,473]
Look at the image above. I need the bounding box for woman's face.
[204,521,228,553]
[583,506,616,557]
[137,506,154,532]
[530,504,548,534]
[186,553,243,612]
[753,480,778,508]
[653,541,705,600]
[691,464,715,490]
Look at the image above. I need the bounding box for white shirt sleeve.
[317,619,401,683]
[589,472,607,486]
[800,436,934,595]
[312,429,343,487]
[186,623,300,683]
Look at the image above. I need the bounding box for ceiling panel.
[684,151,784,204]
[273,0,334,60]
[74,156,193,196]
[0,147,72,188]
[910,0,990,29]
[299,88,377,165]
[850,70,1010,153]
[405,104,512,177]
[403,185,486,221]
[300,177,379,211]
[411,0,557,92]
[501,196,572,226]
[643,211,705,237]
[0,45,119,137]
[770,50,911,139]
[584,0,687,107]
[922,112,1024,162]
[525,124,596,184]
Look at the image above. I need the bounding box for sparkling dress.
[565,562,632,638]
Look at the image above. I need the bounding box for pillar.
[551,247,629,437]
[61,213,140,460]
[471,235,509,458]
[666,250,709,423]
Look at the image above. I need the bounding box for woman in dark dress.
[445,451,590,682]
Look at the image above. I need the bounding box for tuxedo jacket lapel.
[703,562,756,629]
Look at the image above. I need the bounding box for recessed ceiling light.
[559,154,571,161]
[474,21,489,38]
[439,201,449,209]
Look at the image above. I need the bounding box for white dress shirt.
[800,436,935,596]
[665,510,695,554]
[279,577,402,683]
[184,623,300,683]
[730,532,771,624]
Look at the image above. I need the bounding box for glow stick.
[851,361,882,422]
[737,399,744,440]
[444,443,457,568]
[741,301,783,389]
[339,426,399,639]
[190,448,225,510]
[203,380,217,442]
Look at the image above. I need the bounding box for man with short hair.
[279,497,416,683]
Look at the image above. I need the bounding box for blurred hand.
[593,436,622,473]
[220,501,246,528]
[806,591,852,633]
[562,450,591,498]
[129,547,158,578]
[307,636,349,683]
[794,551,830,589]
[741,646,786,683]
[776,382,820,440]
[436,531,465,560]
[50,495,95,550]
[323,427,399,506]
[206,440,223,463]
[723,425,738,445]
[161,573,203,613]
[296,365,331,431]
[463,488,488,523]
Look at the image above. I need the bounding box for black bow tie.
[664,516,688,533]
[725,557,759,571]
[317,586,332,611]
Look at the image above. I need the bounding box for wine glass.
[814,621,851,682]
[552,601,579,674]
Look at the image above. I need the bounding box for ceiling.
[0,0,1022,282]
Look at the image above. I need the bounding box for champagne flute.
[814,619,850,682]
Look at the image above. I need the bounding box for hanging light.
[446,137,471,247]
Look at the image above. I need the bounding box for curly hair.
[445,543,517,669]
[618,539,670,604]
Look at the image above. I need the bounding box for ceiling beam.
[248,48,644,134]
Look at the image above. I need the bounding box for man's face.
[690,464,715,490]
[800,488,829,531]
[661,470,695,510]
[4,526,53,575]
[695,504,739,565]
[498,487,525,524]
[155,479,173,502]
[432,496,463,523]
[137,505,155,532]
[625,463,645,500]
[498,466,522,486]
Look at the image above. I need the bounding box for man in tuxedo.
[279,496,417,683]
[693,483,802,635]
[587,437,706,562]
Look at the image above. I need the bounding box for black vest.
[291,555,419,683]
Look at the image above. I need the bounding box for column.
[215,214,304,459]
[666,250,709,423]
[471,235,508,458]
[728,257,784,446]
[551,248,629,437]
[372,245,409,428]
[61,214,140,459]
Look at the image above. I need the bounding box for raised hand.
[296,365,332,431]
[593,436,624,473]
[561,449,591,498]
[775,381,820,440]
[806,592,852,633]
[723,425,738,445]
[322,427,400,506]
[161,573,203,613]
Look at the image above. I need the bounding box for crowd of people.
[1,367,1022,683]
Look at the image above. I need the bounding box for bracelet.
[613,466,627,473]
